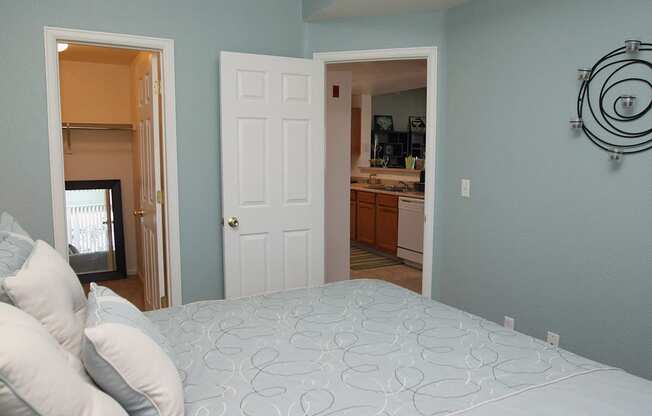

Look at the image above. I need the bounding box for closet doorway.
[50,38,173,311]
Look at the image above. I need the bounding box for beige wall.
[325,71,352,283]
[59,60,132,124]
[351,94,372,175]
[60,59,138,274]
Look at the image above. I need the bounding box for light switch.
[461,179,471,198]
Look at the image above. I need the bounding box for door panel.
[221,52,324,299]
[237,118,268,206]
[283,120,310,204]
[376,205,398,255]
[283,229,310,289]
[239,233,269,296]
[356,202,376,245]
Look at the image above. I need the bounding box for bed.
[146,279,652,416]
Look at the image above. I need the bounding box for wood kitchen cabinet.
[350,190,357,240]
[351,190,399,255]
[356,191,376,245]
[375,194,398,254]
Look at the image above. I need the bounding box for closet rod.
[61,122,133,131]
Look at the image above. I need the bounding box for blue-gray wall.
[305,0,652,380]
[372,88,427,132]
[442,0,652,380]
[1,0,651,380]
[0,0,304,303]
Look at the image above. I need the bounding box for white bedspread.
[146,279,652,415]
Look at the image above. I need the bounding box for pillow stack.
[0,212,184,415]
[3,240,88,357]
[83,284,184,416]
[0,301,127,415]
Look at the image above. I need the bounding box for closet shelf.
[61,122,133,131]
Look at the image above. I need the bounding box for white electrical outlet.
[461,179,471,198]
[546,331,560,347]
[504,316,515,330]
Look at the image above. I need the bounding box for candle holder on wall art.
[570,39,652,162]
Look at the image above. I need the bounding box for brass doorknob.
[227,216,239,228]
[133,210,145,217]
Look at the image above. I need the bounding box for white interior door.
[134,52,165,310]
[220,51,325,299]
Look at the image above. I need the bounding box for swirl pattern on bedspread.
[146,279,613,416]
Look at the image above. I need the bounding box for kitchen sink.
[364,184,407,192]
[383,186,407,192]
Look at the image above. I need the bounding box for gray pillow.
[0,212,32,240]
[84,284,172,354]
[0,232,34,304]
[82,284,182,416]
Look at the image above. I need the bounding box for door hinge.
[160,295,168,308]
[153,79,162,96]
[156,190,164,204]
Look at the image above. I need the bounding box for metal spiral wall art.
[570,39,652,162]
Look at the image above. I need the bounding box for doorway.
[44,28,182,309]
[218,48,436,298]
[316,48,438,297]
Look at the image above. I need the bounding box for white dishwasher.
[397,197,425,265]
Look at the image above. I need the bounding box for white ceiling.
[327,59,427,96]
[304,0,466,21]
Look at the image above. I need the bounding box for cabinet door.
[375,206,398,255]
[350,199,357,240]
[356,201,376,245]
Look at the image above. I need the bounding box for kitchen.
[349,116,426,293]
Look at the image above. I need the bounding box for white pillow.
[0,303,127,416]
[84,324,184,416]
[3,240,87,357]
[83,284,183,416]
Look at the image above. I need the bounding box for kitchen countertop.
[350,183,425,200]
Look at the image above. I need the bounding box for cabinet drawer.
[376,194,398,208]
[350,190,357,201]
[357,191,376,204]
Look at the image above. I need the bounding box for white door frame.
[44,26,182,306]
[314,47,438,298]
